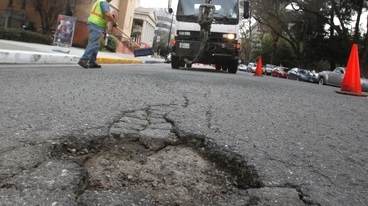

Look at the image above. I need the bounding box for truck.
[168,0,249,74]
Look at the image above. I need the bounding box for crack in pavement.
[0,101,308,205]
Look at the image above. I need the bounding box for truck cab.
[169,0,246,74]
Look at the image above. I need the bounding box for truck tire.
[222,65,228,71]
[180,59,186,67]
[215,64,221,70]
[228,62,238,74]
[171,56,180,69]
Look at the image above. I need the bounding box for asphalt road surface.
[0,63,367,205]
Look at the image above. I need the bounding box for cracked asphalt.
[0,64,367,205]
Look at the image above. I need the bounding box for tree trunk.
[353,0,364,43]
[270,35,278,65]
[329,0,336,70]
[360,14,368,78]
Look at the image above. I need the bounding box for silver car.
[246,62,257,73]
[262,64,276,75]
[318,67,368,92]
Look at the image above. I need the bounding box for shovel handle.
[115,26,141,48]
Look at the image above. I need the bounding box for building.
[0,0,157,54]
[0,0,42,30]
[132,7,157,48]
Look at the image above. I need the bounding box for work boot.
[78,60,89,68]
[89,62,102,68]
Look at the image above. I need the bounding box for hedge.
[0,28,53,45]
[0,28,118,52]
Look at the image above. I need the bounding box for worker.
[78,0,117,69]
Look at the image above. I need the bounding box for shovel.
[115,26,154,57]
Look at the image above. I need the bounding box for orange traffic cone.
[336,44,367,97]
[254,56,263,76]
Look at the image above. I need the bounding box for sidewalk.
[0,39,164,65]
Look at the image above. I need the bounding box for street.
[0,63,367,205]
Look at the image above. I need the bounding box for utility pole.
[167,13,174,53]
[248,3,252,63]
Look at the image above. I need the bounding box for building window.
[7,0,13,7]
[22,0,26,9]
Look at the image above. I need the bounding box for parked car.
[164,53,171,63]
[318,67,368,92]
[246,62,257,73]
[360,77,368,92]
[362,77,368,92]
[311,70,319,78]
[271,67,289,78]
[263,64,276,75]
[237,64,247,72]
[287,68,318,83]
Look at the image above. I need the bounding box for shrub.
[0,28,53,45]
[100,34,118,52]
[0,28,119,53]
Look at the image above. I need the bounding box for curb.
[97,57,142,64]
[0,49,79,64]
[0,50,142,65]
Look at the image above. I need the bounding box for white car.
[247,62,257,73]
[237,64,247,71]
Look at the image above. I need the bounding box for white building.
[132,7,157,47]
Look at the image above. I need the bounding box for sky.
[140,0,178,9]
[140,0,167,8]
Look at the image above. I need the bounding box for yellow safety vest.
[88,0,108,29]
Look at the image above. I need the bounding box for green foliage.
[251,0,368,72]
[100,35,118,52]
[274,39,298,68]
[260,34,272,63]
[251,35,271,62]
[252,34,297,68]
[0,28,53,45]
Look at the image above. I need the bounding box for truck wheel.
[222,65,228,71]
[171,56,180,69]
[180,59,186,67]
[228,62,238,74]
[186,63,192,68]
[215,65,221,70]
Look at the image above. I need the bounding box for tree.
[251,0,287,65]
[287,0,368,75]
[251,33,273,63]
[29,0,75,34]
[252,0,325,67]
[274,38,298,67]
[239,18,256,63]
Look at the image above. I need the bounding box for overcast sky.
[140,0,166,8]
[140,0,178,9]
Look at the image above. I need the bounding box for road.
[0,63,367,205]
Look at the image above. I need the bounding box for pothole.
[49,107,262,205]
